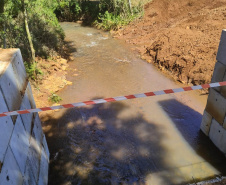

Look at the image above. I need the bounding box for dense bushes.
[0,0,146,62]
[0,0,65,61]
[94,0,144,30]
[54,0,100,24]
[54,0,144,30]
[54,0,82,21]
[95,1,143,30]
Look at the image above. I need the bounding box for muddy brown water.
[43,22,226,185]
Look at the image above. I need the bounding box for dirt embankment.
[116,0,226,85]
[31,56,72,108]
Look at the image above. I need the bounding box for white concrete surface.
[28,137,42,182]
[200,110,212,136]
[37,147,49,185]
[42,135,50,160]
[220,70,226,98]
[20,92,33,134]
[224,117,226,130]
[211,61,226,92]
[23,160,37,185]
[209,119,224,153]
[0,63,22,112]
[33,114,43,147]
[221,130,226,154]
[9,116,30,173]
[26,82,36,109]
[203,29,226,157]
[0,147,23,185]
[0,49,49,184]
[0,90,14,163]
[217,29,226,65]
[11,50,27,93]
[206,88,226,124]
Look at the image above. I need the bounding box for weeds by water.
[24,61,43,80]
[95,0,144,30]
[95,10,143,30]
[49,93,62,103]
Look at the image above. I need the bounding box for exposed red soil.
[116,0,226,85]
[31,56,71,108]
[31,43,74,108]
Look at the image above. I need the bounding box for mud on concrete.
[116,0,226,86]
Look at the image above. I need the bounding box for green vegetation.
[54,0,100,23]
[0,0,147,62]
[49,93,62,103]
[54,0,145,30]
[54,0,82,21]
[95,0,144,30]
[24,61,43,80]
[0,0,65,62]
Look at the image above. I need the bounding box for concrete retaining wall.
[201,29,226,156]
[0,49,49,185]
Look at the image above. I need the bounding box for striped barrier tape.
[1,81,226,118]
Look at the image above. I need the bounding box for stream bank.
[31,56,72,108]
[115,0,226,86]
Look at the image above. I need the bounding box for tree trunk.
[128,0,132,14]
[0,0,6,48]
[0,0,4,14]
[23,2,35,63]
[112,0,116,13]
[3,21,6,48]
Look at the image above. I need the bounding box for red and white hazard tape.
[1,81,226,118]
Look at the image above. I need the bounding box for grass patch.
[24,61,43,80]
[49,93,62,103]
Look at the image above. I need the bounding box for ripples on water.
[45,22,226,185]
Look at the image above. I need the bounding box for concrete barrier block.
[217,29,226,65]
[9,116,30,173]
[209,119,224,151]
[11,50,27,93]
[200,110,212,136]
[220,130,226,155]
[20,92,33,134]
[223,117,226,130]
[26,82,36,109]
[32,114,44,147]
[0,63,22,111]
[211,62,226,92]
[0,90,14,163]
[28,137,41,182]
[220,72,226,98]
[23,159,36,185]
[37,147,49,185]
[0,147,23,185]
[0,49,17,76]
[42,135,50,161]
[206,88,226,124]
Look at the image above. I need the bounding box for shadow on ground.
[63,40,78,59]
[42,98,226,185]
[159,99,226,178]
[42,100,174,185]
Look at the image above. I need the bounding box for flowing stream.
[44,22,226,185]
